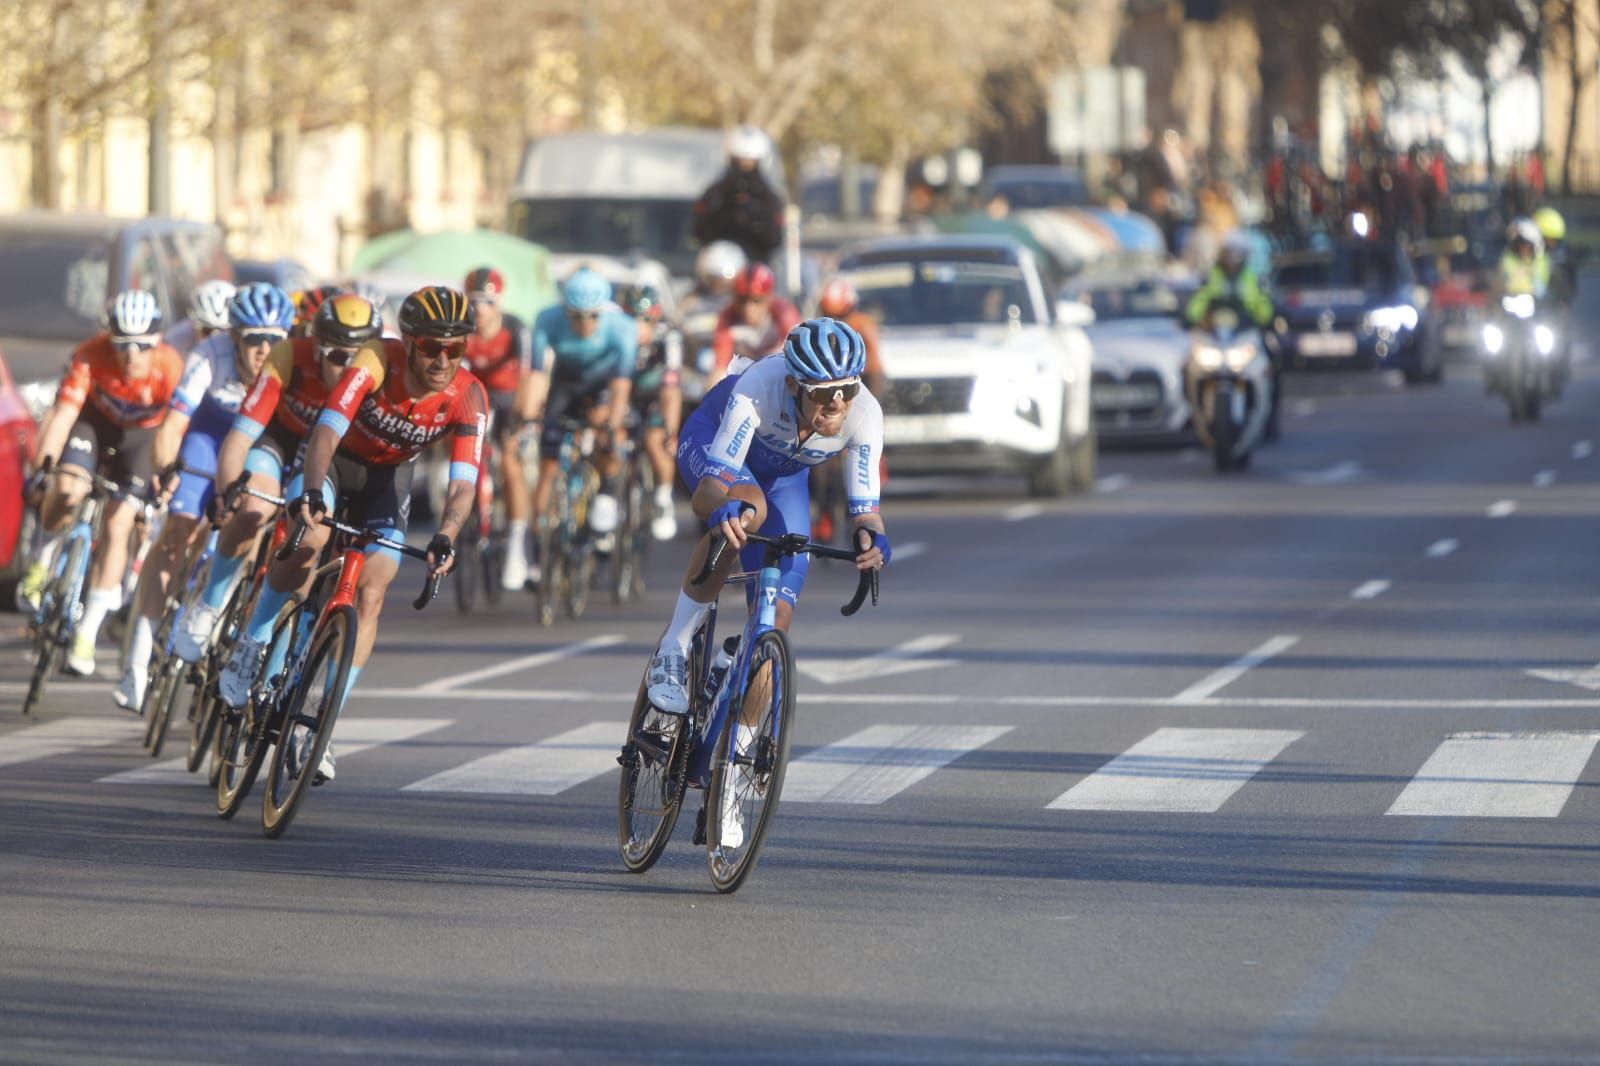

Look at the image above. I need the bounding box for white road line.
[1291,400,1318,417]
[417,634,624,693]
[1095,474,1131,494]
[895,542,928,561]
[1350,580,1391,600]
[1425,538,1459,558]
[0,717,143,770]
[1047,728,1304,813]
[1171,635,1300,704]
[798,634,960,686]
[1002,502,1044,522]
[1386,732,1600,818]
[1487,499,1518,518]
[97,718,452,785]
[1574,440,1594,460]
[400,721,626,795]
[784,724,1012,804]
[1285,461,1363,486]
[1534,469,1557,488]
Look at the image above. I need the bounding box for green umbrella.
[348,229,558,324]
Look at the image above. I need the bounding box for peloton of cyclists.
[618,284,684,542]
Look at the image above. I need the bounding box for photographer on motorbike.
[692,126,784,266]
[1185,230,1280,438]
[1496,218,1550,300]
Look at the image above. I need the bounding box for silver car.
[1066,275,1194,444]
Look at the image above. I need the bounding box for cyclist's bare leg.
[642,426,674,487]
[89,499,136,596]
[40,469,88,534]
[500,433,529,526]
[267,517,330,601]
[351,552,399,667]
[217,471,279,561]
[681,480,767,604]
[136,512,198,622]
[531,456,560,530]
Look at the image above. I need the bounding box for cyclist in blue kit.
[526,267,638,580]
[114,282,294,710]
[645,318,890,714]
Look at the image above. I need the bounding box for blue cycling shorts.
[170,427,222,518]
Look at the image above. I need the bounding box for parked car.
[233,257,317,294]
[974,165,1090,210]
[1271,239,1443,384]
[0,346,38,585]
[1410,235,1491,356]
[0,212,233,388]
[1064,273,1195,443]
[836,234,1096,496]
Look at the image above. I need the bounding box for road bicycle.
[214,491,442,837]
[137,526,218,758]
[609,432,652,606]
[20,468,120,716]
[453,434,506,614]
[617,530,878,893]
[535,418,602,627]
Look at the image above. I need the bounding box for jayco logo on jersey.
[725,417,753,458]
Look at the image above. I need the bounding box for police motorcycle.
[1481,293,1559,423]
[1184,300,1274,472]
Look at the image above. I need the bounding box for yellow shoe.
[65,632,96,677]
[15,562,47,612]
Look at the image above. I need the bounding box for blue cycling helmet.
[229,282,295,331]
[782,318,867,382]
[563,267,611,312]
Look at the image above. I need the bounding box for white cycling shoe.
[719,768,750,850]
[645,652,689,715]
[501,551,529,591]
[219,636,266,708]
[113,666,146,713]
[314,744,336,786]
[175,605,218,663]
[64,633,96,677]
[651,510,677,542]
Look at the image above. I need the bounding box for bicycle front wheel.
[617,678,691,872]
[142,656,184,756]
[186,673,222,773]
[261,604,356,838]
[706,630,796,894]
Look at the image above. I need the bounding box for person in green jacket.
[1185,229,1282,439]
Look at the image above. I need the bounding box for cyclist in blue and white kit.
[646,318,890,715]
[114,282,293,710]
[526,267,638,582]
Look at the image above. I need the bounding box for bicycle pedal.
[692,803,708,846]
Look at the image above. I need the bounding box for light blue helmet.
[782,318,867,382]
[563,267,611,312]
[229,282,295,331]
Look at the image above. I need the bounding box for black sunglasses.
[318,342,360,367]
[111,337,158,351]
[239,330,285,348]
[567,309,601,322]
[799,380,861,406]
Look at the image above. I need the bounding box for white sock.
[659,591,710,657]
[127,614,156,675]
[80,587,121,646]
[508,520,529,562]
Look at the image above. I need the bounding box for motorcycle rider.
[1495,218,1550,300]
[1534,208,1574,391]
[1184,230,1279,437]
[691,126,783,266]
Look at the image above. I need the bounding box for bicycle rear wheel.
[453,521,481,614]
[262,604,356,838]
[21,626,60,718]
[141,655,182,755]
[536,491,569,627]
[216,606,301,818]
[617,677,693,873]
[706,630,796,894]
[612,465,648,605]
[186,673,222,773]
[22,538,87,716]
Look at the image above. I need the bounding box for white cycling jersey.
[707,353,883,514]
[170,332,250,430]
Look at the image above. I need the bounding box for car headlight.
[1191,345,1223,371]
[1535,324,1555,355]
[1364,306,1419,333]
[1482,324,1504,355]
[1223,343,1257,373]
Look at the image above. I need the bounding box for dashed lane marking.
[400,721,627,795]
[1094,474,1131,494]
[799,634,961,686]
[1171,635,1300,704]
[1487,500,1518,518]
[1425,538,1459,558]
[1350,580,1391,601]
[417,634,624,693]
[784,724,1013,804]
[895,542,928,561]
[1002,502,1044,522]
[1534,470,1556,488]
[1574,440,1593,460]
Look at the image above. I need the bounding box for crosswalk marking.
[400,721,626,795]
[784,724,1012,805]
[417,634,624,693]
[1385,732,1600,818]
[1047,728,1304,813]
[96,718,453,785]
[0,716,143,769]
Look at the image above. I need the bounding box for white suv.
[837,235,1096,495]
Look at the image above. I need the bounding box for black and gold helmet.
[313,294,383,347]
[398,286,475,339]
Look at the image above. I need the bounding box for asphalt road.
[5,342,1600,1062]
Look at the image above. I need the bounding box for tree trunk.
[1561,0,1584,194]
[1481,78,1495,184]
[873,137,909,223]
